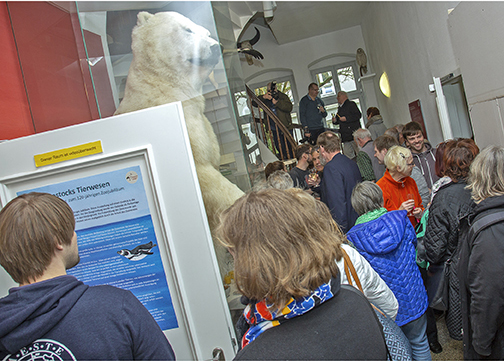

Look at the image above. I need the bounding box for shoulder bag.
[342,248,413,361]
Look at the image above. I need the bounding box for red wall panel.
[0,2,35,140]
[1,2,117,139]
[7,1,98,133]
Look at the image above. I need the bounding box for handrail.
[245,85,297,160]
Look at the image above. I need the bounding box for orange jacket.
[377,169,424,226]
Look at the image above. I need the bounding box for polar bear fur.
[114,11,244,275]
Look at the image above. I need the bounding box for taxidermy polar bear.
[114,11,244,274]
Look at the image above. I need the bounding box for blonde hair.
[217,188,343,309]
[467,145,504,203]
[0,193,75,284]
[384,145,412,174]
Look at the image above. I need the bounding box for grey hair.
[353,128,372,140]
[351,181,384,216]
[467,145,504,203]
[384,145,411,174]
[267,170,294,190]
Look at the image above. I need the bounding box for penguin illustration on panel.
[118,241,157,261]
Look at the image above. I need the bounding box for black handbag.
[428,259,450,311]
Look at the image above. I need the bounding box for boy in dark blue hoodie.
[0,192,175,361]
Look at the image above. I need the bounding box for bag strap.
[342,249,391,359]
[341,248,363,293]
[342,247,386,317]
[469,210,504,243]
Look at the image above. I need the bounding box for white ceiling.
[228,1,370,44]
[75,1,370,45]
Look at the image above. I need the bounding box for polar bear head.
[130,11,221,94]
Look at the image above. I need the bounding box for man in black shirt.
[333,91,362,159]
[289,144,313,189]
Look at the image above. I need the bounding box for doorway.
[441,75,474,139]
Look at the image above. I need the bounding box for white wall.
[448,2,504,148]
[360,1,460,146]
[236,1,504,149]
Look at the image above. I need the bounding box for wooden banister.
[245,85,297,160]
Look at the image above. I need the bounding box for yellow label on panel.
[34,141,103,167]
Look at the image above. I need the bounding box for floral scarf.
[241,278,338,348]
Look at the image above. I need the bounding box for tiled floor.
[432,313,463,361]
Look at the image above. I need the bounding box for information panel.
[19,165,178,331]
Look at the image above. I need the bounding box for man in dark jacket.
[0,193,175,361]
[257,82,295,160]
[333,91,362,159]
[299,83,328,145]
[317,131,361,232]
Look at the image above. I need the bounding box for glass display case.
[4,1,259,192]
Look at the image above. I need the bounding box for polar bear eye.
[185,28,194,34]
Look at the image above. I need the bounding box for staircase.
[245,85,301,165]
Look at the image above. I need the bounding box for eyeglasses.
[407,162,414,166]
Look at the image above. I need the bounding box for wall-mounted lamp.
[379,72,391,98]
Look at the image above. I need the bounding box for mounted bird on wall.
[237,27,264,65]
[356,48,368,76]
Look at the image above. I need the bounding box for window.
[311,61,365,129]
[253,80,295,103]
[338,66,357,92]
[316,71,336,98]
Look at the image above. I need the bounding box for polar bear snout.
[188,43,221,67]
[211,43,222,59]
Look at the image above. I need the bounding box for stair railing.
[245,85,298,161]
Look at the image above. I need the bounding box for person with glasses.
[376,145,424,226]
[299,83,327,145]
[288,144,314,190]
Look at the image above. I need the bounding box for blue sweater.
[346,210,428,326]
[299,94,327,130]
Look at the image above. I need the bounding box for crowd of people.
[1,86,503,361]
[233,109,504,360]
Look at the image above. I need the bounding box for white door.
[0,103,237,361]
[432,76,454,141]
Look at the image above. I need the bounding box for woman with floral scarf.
[218,188,388,360]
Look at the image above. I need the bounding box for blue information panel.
[19,166,178,331]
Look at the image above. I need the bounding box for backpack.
[468,210,504,242]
